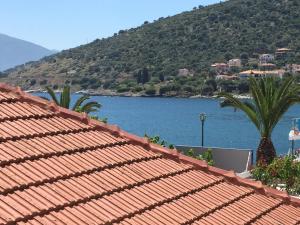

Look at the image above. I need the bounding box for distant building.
[178,68,193,77]
[259,63,276,70]
[276,48,292,59]
[259,54,275,64]
[228,59,241,68]
[286,64,300,74]
[216,75,238,80]
[239,70,265,79]
[239,70,285,79]
[211,63,229,74]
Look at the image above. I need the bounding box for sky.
[1,0,219,50]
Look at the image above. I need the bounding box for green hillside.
[3,0,300,96]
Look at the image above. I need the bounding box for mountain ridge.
[2,0,300,96]
[0,33,55,71]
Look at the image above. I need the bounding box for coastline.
[25,89,251,99]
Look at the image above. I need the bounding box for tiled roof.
[0,83,299,225]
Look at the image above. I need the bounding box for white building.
[259,54,275,64]
[228,59,242,68]
[286,64,300,74]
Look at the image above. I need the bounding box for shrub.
[116,85,130,93]
[201,85,214,96]
[30,79,36,86]
[40,80,47,85]
[145,86,156,95]
[132,86,143,93]
[186,149,214,166]
[252,155,300,195]
[145,134,174,149]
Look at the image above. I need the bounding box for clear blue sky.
[1,0,219,50]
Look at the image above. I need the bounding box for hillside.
[2,0,300,96]
[0,33,55,71]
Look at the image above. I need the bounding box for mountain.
[2,0,300,95]
[0,33,55,71]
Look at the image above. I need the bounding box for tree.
[218,77,300,165]
[45,86,101,114]
[224,52,234,61]
[137,68,150,84]
[240,52,249,66]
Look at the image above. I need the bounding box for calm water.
[36,93,300,156]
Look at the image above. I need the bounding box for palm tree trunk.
[256,137,276,165]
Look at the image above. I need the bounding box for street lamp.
[200,113,206,147]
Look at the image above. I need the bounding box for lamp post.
[200,113,206,147]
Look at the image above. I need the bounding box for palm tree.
[218,77,300,165]
[45,86,101,114]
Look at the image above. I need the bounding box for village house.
[228,58,242,68]
[216,74,238,80]
[276,48,292,59]
[286,64,300,75]
[259,63,276,70]
[178,68,193,77]
[259,54,275,64]
[239,69,285,79]
[211,62,229,74]
[0,83,299,224]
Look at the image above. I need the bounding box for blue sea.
[35,93,300,157]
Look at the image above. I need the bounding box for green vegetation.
[186,148,214,166]
[218,77,300,165]
[45,86,101,114]
[252,155,300,195]
[145,134,175,149]
[145,134,214,165]
[3,0,300,95]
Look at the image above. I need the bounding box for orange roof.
[239,70,266,75]
[276,48,292,51]
[0,83,299,225]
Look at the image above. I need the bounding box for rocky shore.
[25,88,251,99]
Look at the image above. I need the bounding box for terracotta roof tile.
[0,83,299,224]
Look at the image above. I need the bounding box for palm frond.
[79,101,102,114]
[218,91,259,130]
[72,95,90,111]
[60,86,71,108]
[219,77,300,138]
[45,86,59,105]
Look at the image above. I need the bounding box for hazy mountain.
[3,0,300,95]
[0,33,55,71]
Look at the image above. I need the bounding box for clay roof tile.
[0,83,298,224]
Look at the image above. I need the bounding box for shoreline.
[25,89,251,99]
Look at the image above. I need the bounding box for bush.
[40,80,47,85]
[145,86,156,95]
[252,155,300,195]
[201,85,214,96]
[30,79,36,86]
[116,85,130,93]
[132,86,143,93]
[186,149,214,166]
[145,134,174,149]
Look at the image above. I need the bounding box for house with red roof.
[0,83,299,224]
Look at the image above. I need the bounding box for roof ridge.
[0,82,299,207]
